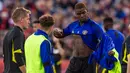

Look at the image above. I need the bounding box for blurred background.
[0,0,130,73]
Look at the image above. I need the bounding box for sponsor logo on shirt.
[82,30,88,35]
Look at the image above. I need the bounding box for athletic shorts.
[65,56,95,73]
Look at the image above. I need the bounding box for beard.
[79,16,89,22]
[80,18,87,23]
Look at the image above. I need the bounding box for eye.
[76,13,81,15]
[82,11,85,14]
[81,10,87,14]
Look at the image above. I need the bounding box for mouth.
[80,16,86,19]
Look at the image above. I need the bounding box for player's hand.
[52,35,59,43]
[108,50,115,56]
[53,28,64,38]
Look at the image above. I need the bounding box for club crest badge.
[72,31,74,34]
[77,31,79,34]
[82,30,88,35]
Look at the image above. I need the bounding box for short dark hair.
[103,17,113,23]
[39,14,54,28]
[74,2,87,10]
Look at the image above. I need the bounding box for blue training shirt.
[34,29,54,73]
[63,19,117,69]
[106,29,124,60]
[63,18,114,50]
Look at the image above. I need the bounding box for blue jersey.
[63,19,114,50]
[63,19,118,69]
[106,29,124,60]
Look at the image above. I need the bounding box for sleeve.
[63,23,72,36]
[92,22,104,39]
[40,40,53,72]
[92,21,115,50]
[13,34,25,66]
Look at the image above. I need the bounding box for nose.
[80,14,84,17]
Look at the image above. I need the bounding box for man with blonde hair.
[3,7,31,73]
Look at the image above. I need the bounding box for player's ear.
[20,18,23,23]
[50,25,54,30]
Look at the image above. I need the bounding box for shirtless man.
[53,2,119,73]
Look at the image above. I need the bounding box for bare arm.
[127,54,130,73]
[19,65,26,73]
[53,36,65,57]
[56,42,65,57]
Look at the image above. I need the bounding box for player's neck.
[40,28,50,35]
[14,23,24,31]
[108,27,113,30]
[79,19,89,26]
[79,21,84,26]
